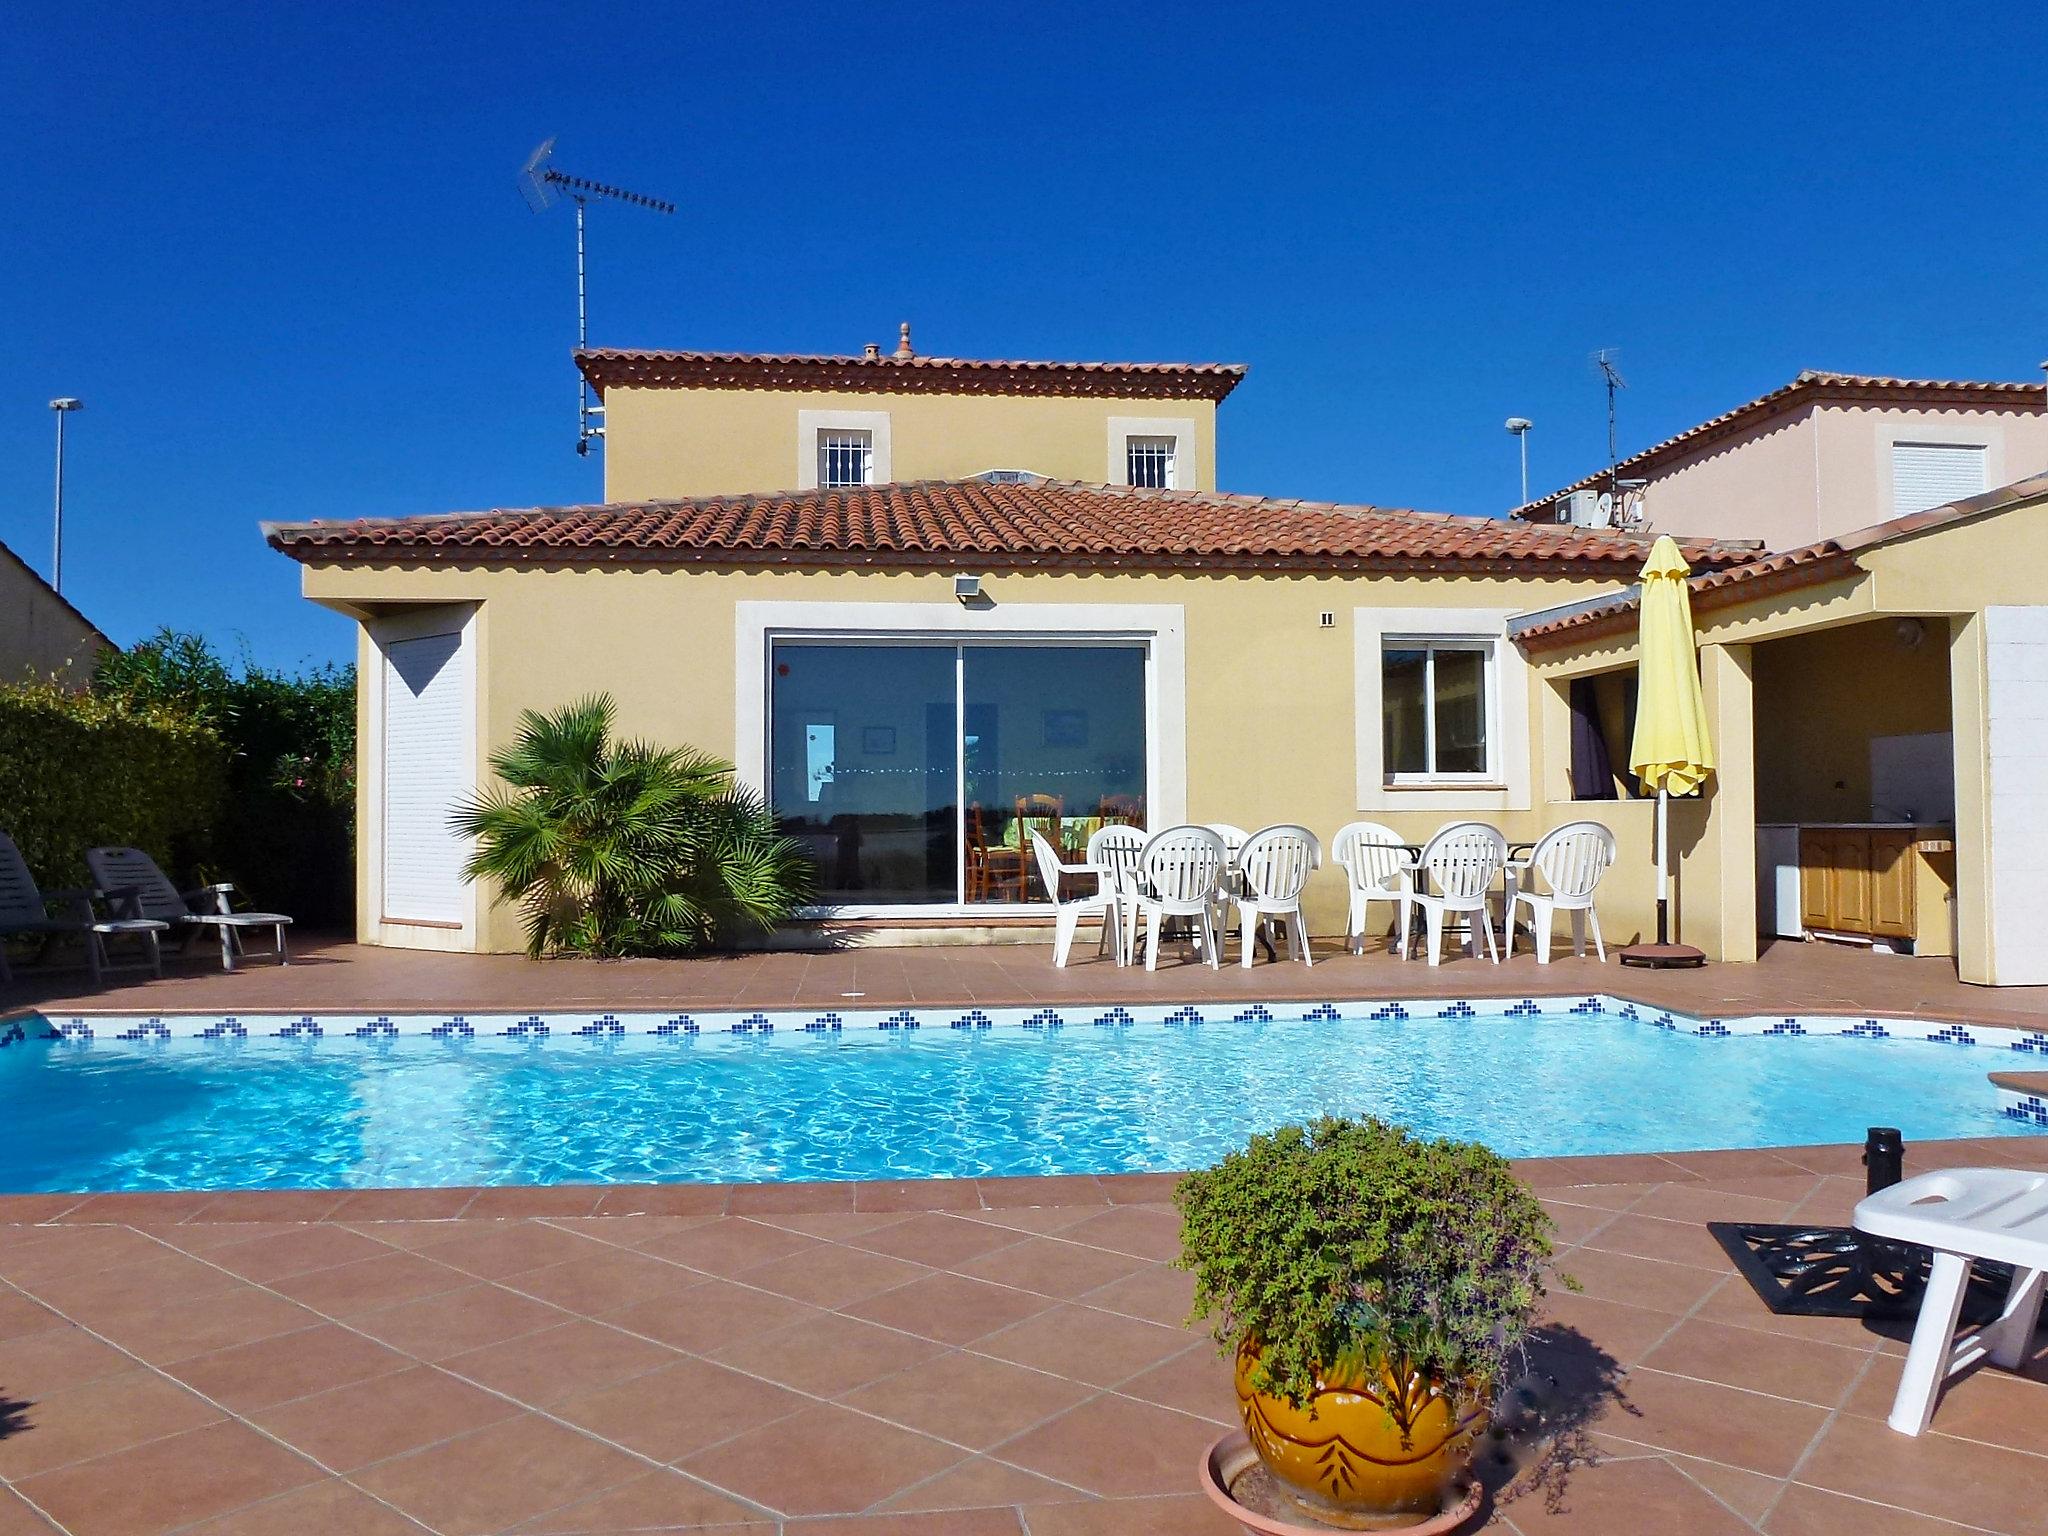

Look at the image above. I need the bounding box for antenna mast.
[519,138,675,456]
[1592,348,1628,499]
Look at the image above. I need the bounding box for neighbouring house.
[0,536,110,686]
[1513,371,2048,550]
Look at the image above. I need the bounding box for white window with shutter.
[1892,441,1986,517]
[379,621,474,927]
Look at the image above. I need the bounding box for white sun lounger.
[86,846,292,973]
[1,833,167,985]
[1853,1168,2048,1435]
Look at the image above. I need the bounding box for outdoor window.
[818,429,874,488]
[1125,435,1177,489]
[1382,640,1493,781]
[1891,441,1985,517]
[768,640,1147,907]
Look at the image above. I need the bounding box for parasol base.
[1619,942,1706,969]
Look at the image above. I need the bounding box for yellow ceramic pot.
[1234,1337,1487,1527]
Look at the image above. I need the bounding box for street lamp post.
[1505,417,1532,507]
[49,398,82,594]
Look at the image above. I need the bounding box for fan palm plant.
[453,695,811,957]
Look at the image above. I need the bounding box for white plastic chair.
[1232,825,1320,968]
[1332,821,1415,956]
[1086,823,1146,965]
[1133,825,1226,971]
[1407,822,1507,966]
[1853,1168,2048,1436]
[1029,832,1118,969]
[1507,821,1616,963]
[1203,823,1251,858]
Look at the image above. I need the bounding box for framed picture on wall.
[1042,709,1089,748]
[861,725,898,756]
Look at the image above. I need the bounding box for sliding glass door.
[769,639,1148,909]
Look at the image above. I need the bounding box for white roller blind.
[382,630,470,924]
[1891,442,1986,517]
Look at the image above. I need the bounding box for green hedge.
[0,682,227,892]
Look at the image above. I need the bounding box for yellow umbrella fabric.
[1628,535,1715,796]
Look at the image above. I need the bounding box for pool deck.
[4,938,2047,1533]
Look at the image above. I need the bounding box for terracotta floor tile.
[187,1189,347,1223]
[1666,1452,1787,1523]
[1540,1199,1623,1246]
[325,1185,478,1222]
[166,1479,430,1536]
[1112,1343,1238,1425]
[1764,1481,1992,1535]
[973,1304,1195,1389]
[1050,1206,1184,1262]
[507,1468,766,1532]
[1689,1274,1911,1352]
[14,1419,324,1536]
[504,1245,704,1314]
[338,1217,474,1251]
[734,1239,926,1308]
[419,1220,605,1280]
[1557,1244,1727,1313]
[845,1271,1059,1346]
[956,1236,1149,1300]
[1796,1411,2048,1533]
[248,1363,519,1472]
[841,1348,1095,1449]
[678,1401,966,1518]
[350,1281,571,1362]
[712,1309,947,1397]
[0,1226,166,1287]
[1579,1211,1744,1272]
[972,1176,1109,1211]
[784,1511,1025,1535]
[459,1185,607,1220]
[849,1212,1026,1269]
[1639,1318,1877,1408]
[1498,1453,1759,1534]
[743,1209,909,1240]
[637,1217,821,1278]
[870,1455,1083,1512]
[993,1392,1221,1498]
[1074,1263,1196,1328]
[351,1413,649,1536]
[204,1223,398,1283]
[602,1278,818,1355]
[1631,1176,1818,1226]
[589,1183,732,1218]
[0,1289,66,1343]
[1092,1175,1185,1206]
[1593,1368,1832,1479]
[166,1323,412,1413]
[1532,1290,1683,1369]
[1538,1180,1663,1212]
[0,1325,136,1398]
[723,1181,858,1216]
[551,1355,807,1463]
[443,1319,679,1407]
[0,1490,70,1536]
[268,1248,473,1317]
[1841,1353,2048,1457]
[1017,1493,1245,1535]
[854,1178,983,1213]
[0,1367,224,1480]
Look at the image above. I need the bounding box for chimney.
[863,342,880,360]
[895,322,915,360]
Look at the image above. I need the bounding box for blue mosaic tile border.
[7,995,2044,1060]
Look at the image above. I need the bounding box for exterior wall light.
[954,574,983,604]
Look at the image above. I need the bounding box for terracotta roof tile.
[1513,370,2048,517]
[574,348,1246,401]
[266,477,1757,576]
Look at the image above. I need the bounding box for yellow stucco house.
[265,338,2046,985]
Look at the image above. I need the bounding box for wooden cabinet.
[1799,826,1924,942]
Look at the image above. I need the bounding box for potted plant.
[1176,1116,1559,1528]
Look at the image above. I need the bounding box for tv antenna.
[1592,348,1628,494]
[519,137,675,455]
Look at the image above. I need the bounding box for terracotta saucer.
[1199,1431,1486,1535]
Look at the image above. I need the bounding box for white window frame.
[1124,435,1178,490]
[1107,415,1196,489]
[364,603,480,952]
[816,429,874,489]
[797,409,892,490]
[1353,606,1531,813]
[736,600,1187,918]
[1380,638,1497,785]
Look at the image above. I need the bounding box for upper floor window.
[1382,640,1492,781]
[1891,441,1985,517]
[819,429,874,488]
[1125,435,1177,490]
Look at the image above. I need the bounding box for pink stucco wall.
[1632,401,2048,551]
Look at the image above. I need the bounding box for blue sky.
[5,2,2044,670]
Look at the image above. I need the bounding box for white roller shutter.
[1891,442,1986,518]
[381,629,471,924]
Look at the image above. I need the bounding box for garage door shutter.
[1891,442,1986,518]
[382,630,471,924]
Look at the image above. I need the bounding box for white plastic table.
[1852,1168,2048,1435]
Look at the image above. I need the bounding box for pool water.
[3,1010,2037,1192]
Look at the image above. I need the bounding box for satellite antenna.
[1592,348,1628,500]
[519,137,675,455]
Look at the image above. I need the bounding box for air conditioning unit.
[1557,489,1606,527]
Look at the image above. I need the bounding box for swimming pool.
[3,999,2042,1192]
